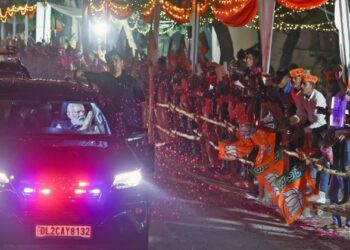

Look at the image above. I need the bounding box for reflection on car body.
[0,52,31,79]
[0,79,154,250]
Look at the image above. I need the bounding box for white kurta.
[290,89,327,130]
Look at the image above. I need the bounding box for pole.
[12,13,16,39]
[105,0,108,50]
[147,1,161,144]
[0,23,4,44]
[43,3,46,42]
[190,0,200,73]
[25,15,29,45]
[153,0,161,53]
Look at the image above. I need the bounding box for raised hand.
[79,111,93,132]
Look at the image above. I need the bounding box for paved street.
[2,142,350,250]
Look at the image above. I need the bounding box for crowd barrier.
[154,101,350,178]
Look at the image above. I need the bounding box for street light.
[92,20,109,37]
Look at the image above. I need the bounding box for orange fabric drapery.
[212,0,257,27]
[140,0,156,23]
[108,2,133,20]
[162,0,191,23]
[277,0,328,10]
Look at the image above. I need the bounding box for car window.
[0,100,110,135]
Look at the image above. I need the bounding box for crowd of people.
[2,37,350,228]
[151,48,350,229]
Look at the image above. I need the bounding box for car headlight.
[113,169,142,189]
[0,172,10,185]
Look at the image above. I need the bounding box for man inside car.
[56,103,97,133]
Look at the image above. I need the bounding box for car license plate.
[35,225,92,239]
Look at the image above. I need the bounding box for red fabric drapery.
[222,0,257,27]
[213,0,257,27]
[162,0,191,23]
[277,0,328,10]
[108,2,133,19]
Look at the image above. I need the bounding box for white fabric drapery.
[49,3,82,19]
[258,0,276,74]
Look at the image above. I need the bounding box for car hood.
[0,137,140,181]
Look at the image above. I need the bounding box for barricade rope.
[156,103,237,132]
[154,102,349,177]
[284,149,350,178]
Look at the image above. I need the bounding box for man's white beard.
[72,117,85,126]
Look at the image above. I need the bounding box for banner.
[219,128,275,161]
[218,138,254,160]
[275,165,315,224]
[250,147,284,204]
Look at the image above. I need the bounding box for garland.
[0,4,37,23]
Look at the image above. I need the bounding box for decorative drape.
[277,0,328,10]
[108,2,133,19]
[87,0,330,26]
[140,0,156,23]
[49,3,82,18]
[215,0,257,27]
[162,0,191,23]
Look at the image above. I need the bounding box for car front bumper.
[0,186,151,243]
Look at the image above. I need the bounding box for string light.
[278,0,328,11]
[88,0,105,13]
[124,13,151,36]
[245,1,336,32]
[140,0,156,17]
[211,0,250,20]
[161,0,191,23]
[0,4,37,23]
[88,0,335,31]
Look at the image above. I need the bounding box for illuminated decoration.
[246,15,336,32]
[160,0,211,23]
[0,4,37,23]
[88,0,332,28]
[123,13,151,36]
[212,0,250,20]
[161,0,191,23]
[108,0,133,19]
[89,0,152,20]
[89,0,212,25]
[140,0,156,23]
[245,1,336,32]
[277,0,328,10]
[212,0,257,27]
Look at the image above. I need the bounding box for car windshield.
[0,100,111,135]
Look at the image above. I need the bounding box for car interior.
[0,100,110,135]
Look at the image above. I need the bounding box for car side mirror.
[125,132,155,174]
